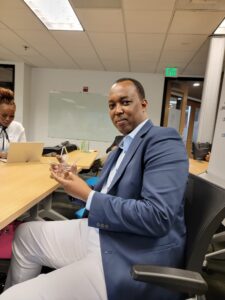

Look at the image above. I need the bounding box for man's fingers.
[50,171,65,183]
[70,163,77,174]
[50,162,58,171]
[50,169,73,182]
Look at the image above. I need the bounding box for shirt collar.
[119,119,148,152]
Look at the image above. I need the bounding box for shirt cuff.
[85,190,95,211]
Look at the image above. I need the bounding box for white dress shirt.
[0,120,26,151]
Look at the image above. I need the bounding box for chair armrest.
[205,249,225,261]
[131,265,208,296]
[212,231,225,243]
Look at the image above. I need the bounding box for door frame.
[160,77,204,156]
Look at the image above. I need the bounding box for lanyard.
[0,126,10,151]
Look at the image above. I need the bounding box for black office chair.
[131,174,225,299]
[192,142,211,160]
[202,228,225,299]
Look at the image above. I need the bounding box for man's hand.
[50,155,91,201]
[50,155,77,176]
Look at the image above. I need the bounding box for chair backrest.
[192,142,211,160]
[185,174,225,272]
[106,135,124,153]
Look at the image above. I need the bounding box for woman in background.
[0,87,26,158]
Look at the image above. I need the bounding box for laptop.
[0,142,44,163]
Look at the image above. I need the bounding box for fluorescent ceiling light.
[24,0,83,31]
[193,82,200,87]
[214,18,225,35]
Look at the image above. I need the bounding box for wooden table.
[0,150,98,230]
[0,153,209,230]
[189,158,208,175]
[40,150,98,172]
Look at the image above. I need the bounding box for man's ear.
[141,99,148,108]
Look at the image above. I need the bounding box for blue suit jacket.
[88,121,189,300]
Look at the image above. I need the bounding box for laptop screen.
[1,142,44,163]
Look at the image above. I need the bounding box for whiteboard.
[48,91,119,142]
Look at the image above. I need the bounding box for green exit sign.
[165,67,177,77]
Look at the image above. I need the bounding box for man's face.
[0,103,15,127]
[108,80,148,135]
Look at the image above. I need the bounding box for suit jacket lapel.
[94,146,122,191]
[94,120,153,193]
[108,120,153,191]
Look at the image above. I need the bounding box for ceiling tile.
[16,30,79,68]
[0,22,7,29]
[0,28,38,56]
[16,30,60,49]
[160,49,196,62]
[127,33,165,50]
[89,33,127,59]
[190,39,210,64]
[127,33,165,61]
[20,54,54,68]
[0,45,21,61]
[0,0,25,9]
[164,34,207,51]
[76,9,124,32]
[71,0,122,9]
[183,63,206,76]
[169,11,225,34]
[52,31,104,69]
[101,58,129,72]
[77,59,105,71]
[123,0,176,10]
[88,32,128,70]
[0,8,44,30]
[125,11,173,33]
[130,60,157,73]
[176,0,225,11]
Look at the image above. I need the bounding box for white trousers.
[0,219,107,300]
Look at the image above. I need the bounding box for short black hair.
[115,78,145,99]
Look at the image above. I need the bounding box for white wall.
[29,68,165,156]
[22,64,31,136]
[14,62,26,124]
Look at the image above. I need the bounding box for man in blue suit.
[2,78,188,300]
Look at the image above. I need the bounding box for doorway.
[0,64,15,91]
[161,77,203,157]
